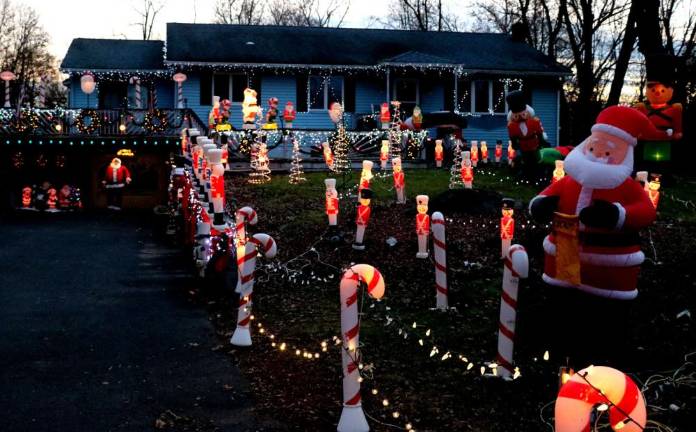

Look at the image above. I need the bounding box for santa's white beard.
[564,139,633,189]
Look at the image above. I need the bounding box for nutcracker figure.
[647,174,661,209]
[415,195,430,259]
[358,160,374,194]
[208,149,227,230]
[59,184,72,209]
[102,157,132,210]
[380,102,390,128]
[507,140,516,167]
[353,188,373,250]
[460,151,474,189]
[480,141,489,164]
[495,140,503,164]
[46,187,59,212]
[264,97,279,129]
[500,198,515,258]
[380,140,389,169]
[470,141,479,167]
[434,139,444,167]
[322,142,334,170]
[412,106,423,130]
[21,186,33,210]
[325,178,339,226]
[552,160,565,184]
[242,88,261,128]
[283,101,296,127]
[392,157,406,204]
[506,90,545,178]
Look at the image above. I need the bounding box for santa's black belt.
[578,231,640,247]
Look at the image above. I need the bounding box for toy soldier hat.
[505,90,527,113]
[360,188,374,199]
[646,53,678,87]
[203,143,218,155]
[196,136,208,145]
[325,178,336,188]
[502,197,515,209]
[462,150,471,159]
[207,149,222,164]
[189,128,200,136]
[363,160,374,170]
[416,195,429,206]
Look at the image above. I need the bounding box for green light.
[80,141,84,145]
[28,140,33,144]
[5,140,9,144]
[49,140,53,144]
[90,140,94,144]
[39,141,43,145]
[18,139,22,143]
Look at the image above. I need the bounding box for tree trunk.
[635,0,664,56]
[606,1,638,106]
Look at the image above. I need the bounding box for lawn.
[190,166,696,431]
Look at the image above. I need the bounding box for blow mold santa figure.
[242,88,261,129]
[283,101,296,128]
[506,90,545,178]
[102,157,132,210]
[529,106,658,300]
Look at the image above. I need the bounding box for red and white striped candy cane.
[431,212,448,310]
[338,265,386,432]
[230,233,277,347]
[235,206,258,293]
[496,244,528,379]
[555,365,647,432]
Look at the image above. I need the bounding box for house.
[61,24,570,145]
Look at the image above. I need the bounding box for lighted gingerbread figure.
[353,188,373,250]
[552,160,565,184]
[358,160,374,194]
[242,88,261,128]
[264,97,279,129]
[415,195,430,259]
[325,178,339,226]
[392,157,406,204]
[434,139,444,167]
[460,151,474,189]
[500,198,515,258]
[506,90,545,178]
[46,187,59,212]
[470,141,479,167]
[647,174,661,209]
[380,102,390,128]
[380,140,389,169]
[102,157,132,210]
[283,101,296,127]
[634,54,682,171]
[480,141,489,164]
[495,141,503,164]
[322,142,334,170]
[529,105,659,300]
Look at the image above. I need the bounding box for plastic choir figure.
[495,140,503,164]
[21,186,33,210]
[325,178,339,226]
[242,88,261,128]
[506,90,545,178]
[322,142,335,170]
[470,141,479,167]
[647,174,661,209]
[500,198,515,258]
[529,106,659,300]
[46,187,59,212]
[460,151,474,189]
[392,157,406,204]
[102,157,131,210]
[412,105,423,130]
[415,195,430,259]
[480,141,489,164]
[380,102,390,129]
[263,97,279,129]
[358,160,374,194]
[434,139,444,167]
[379,140,389,169]
[552,160,565,184]
[507,140,516,167]
[59,185,72,209]
[353,188,373,250]
[208,149,227,230]
[208,96,221,130]
[283,101,296,128]
[633,54,682,170]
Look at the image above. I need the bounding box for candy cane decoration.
[235,206,258,292]
[496,244,528,380]
[230,233,277,346]
[130,76,141,109]
[432,212,448,310]
[555,366,647,432]
[338,265,386,432]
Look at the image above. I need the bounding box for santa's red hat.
[591,105,656,147]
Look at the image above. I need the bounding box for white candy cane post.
[431,212,448,310]
[235,206,258,293]
[496,244,528,380]
[231,233,277,346]
[129,76,141,109]
[338,265,386,432]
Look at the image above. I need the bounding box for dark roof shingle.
[61,38,165,71]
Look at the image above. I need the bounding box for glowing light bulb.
[119,123,126,132]
[392,412,400,419]
[597,404,609,412]
[382,399,389,407]
[371,389,378,395]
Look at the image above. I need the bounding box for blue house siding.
[531,86,559,146]
[155,81,175,108]
[355,79,385,114]
[419,82,444,112]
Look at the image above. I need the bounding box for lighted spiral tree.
[388,101,402,160]
[329,102,351,173]
[248,140,271,185]
[449,138,465,189]
[288,139,307,184]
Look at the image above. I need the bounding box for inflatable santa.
[529,106,657,300]
[102,157,132,210]
[506,90,545,178]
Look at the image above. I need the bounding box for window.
[212,74,247,103]
[456,78,524,114]
[308,75,344,110]
[474,80,489,113]
[394,78,419,114]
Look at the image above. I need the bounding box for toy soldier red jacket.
[634,102,682,138]
[393,171,405,188]
[326,197,339,215]
[105,165,131,187]
[210,174,224,199]
[416,213,430,235]
[500,216,514,239]
[461,166,473,182]
[356,205,371,226]
[507,117,544,152]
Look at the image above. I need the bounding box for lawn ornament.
[460,151,473,189]
[500,198,515,258]
[496,244,528,379]
[432,212,448,310]
[415,195,430,259]
[392,157,406,203]
[353,189,373,250]
[434,139,443,167]
[325,179,339,226]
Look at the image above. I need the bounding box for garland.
[75,109,102,134]
[143,109,169,133]
[12,109,40,133]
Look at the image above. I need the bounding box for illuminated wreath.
[12,109,40,133]
[75,109,102,134]
[143,109,169,133]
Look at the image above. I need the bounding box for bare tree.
[268,0,350,27]
[214,0,265,25]
[379,0,460,31]
[133,0,165,40]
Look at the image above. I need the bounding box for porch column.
[453,71,458,112]
[386,68,390,102]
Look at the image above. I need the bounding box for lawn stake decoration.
[495,141,503,164]
[21,186,33,209]
[435,139,444,167]
[322,142,335,171]
[470,141,479,167]
[325,178,339,226]
[283,101,296,127]
[207,149,227,230]
[555,365,647,432]
[552,160,565,184]
[338,264,386,432]
[358,160,373,194]
[507,140,516,167]
[480,141,489,164]
[460,151,473,189]
[416,195,430,259]
[647,174,661,209]
[379,140,389,169]
[431,212,448,310]
[500,198,515,258]
[46,188,59,212]
[235,206,258,292]
[380,102,390,129]
[392,157,406,204]
[496,244,528,380]
[231,233,278,346]
[352,189,373,250]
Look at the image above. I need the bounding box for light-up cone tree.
[449,138,465,189]
[288,139,307,184]
[329,102,351,173]
[388,101,402,160]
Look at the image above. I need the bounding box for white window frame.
[211,73,248,105]
[393,78,420,105]
[308,75,344,111]
[459,79,518,115]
